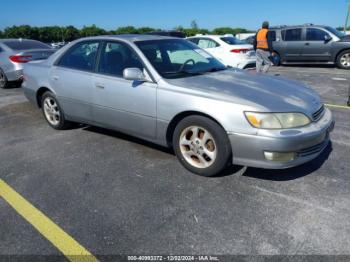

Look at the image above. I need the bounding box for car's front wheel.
[336,50,350,69]
[41,91,72,130]
[173,115,232,177]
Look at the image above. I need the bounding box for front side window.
[58,41,100,71]
[306,28,329,41]
[283,29,302,41]
[136,39,226,79]
[98,42,143,77]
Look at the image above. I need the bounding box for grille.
[312,105,325,122]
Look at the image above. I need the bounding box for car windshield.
[325,26,346,38]
[135,39,226,79]
[3,40,51,50]
[220,37,244,45]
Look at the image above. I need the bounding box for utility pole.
[345,1,350,34]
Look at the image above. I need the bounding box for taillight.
[9,55,32,63]
[230,48,250,54]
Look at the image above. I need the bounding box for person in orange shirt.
[253,21,275,73]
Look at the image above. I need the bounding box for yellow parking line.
[0,179,99,262]
[325,103,350,110]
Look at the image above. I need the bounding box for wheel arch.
[36,87,53,108]
[335,48,350,62]
[165,111,227,147]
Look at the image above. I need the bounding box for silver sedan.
[0,39,55,89]
[22,35,334,176]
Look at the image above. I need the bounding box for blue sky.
[0,0,348,30]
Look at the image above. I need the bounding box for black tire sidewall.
[41,91,69,130]
[0,68,8,89]
[337,50,350,70]
[173,115,232,177]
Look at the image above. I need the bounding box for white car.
[187,34,256,69]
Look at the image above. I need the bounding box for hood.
[165,69,322,115]
[340,35,350,42]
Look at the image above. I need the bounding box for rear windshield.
[3,40,51,50]
[220,37,244,45]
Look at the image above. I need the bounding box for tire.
[172,115,232,177]
[0,68,9,89]
[41,91,72,130]
[336,50,350,70]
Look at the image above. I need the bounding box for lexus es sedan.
[0,39,55,88]
[22,35,334,176]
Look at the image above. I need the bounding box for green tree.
[80,25,106,37]
[114,26,139,34]
[62,26,80,41]
[138,27,155,33]
[4,25,39,40]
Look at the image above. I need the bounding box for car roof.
[79,34,178,42]
[270,24,329,30]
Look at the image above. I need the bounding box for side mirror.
[324,34,332,43]
[123,68,146,81]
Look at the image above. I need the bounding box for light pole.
[345,1,350,34]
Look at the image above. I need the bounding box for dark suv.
[269,24,350,69]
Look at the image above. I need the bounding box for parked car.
[242,35,256,45]
[146,31,186,38]
[269,24,350,69]
[187,34,256,69]
[0,39,55,89]
[22,35,334,176]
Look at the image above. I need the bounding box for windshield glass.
[4,40,51,50]
[135,39,226,79]
[220,37,244,45]
[325,26,346,38]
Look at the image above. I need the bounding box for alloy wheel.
[179,126,217,169]
[340,53,350,68]
[43,97,61,126]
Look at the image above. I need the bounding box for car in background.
[0,39,55,88]
[187,34,256,69]
[269,24,350,69]
[51,42,68,49]
[22,35,334,176]
[242,35,255,45]
[146,31,186,38]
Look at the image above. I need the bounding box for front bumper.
[228,108,334,169]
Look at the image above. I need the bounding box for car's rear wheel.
[41,91,72,130]
[0,68,9,89]
[173,115,232,177]
[336,50,350,69]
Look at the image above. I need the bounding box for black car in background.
[268,24,350,69]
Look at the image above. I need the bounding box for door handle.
[95,83,105,89]
[52,76,59,80]
[305,43,310,46]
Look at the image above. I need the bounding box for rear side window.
[306,28,329,41]
[220,37,244,45]
[283,29,302,41]
[188,38,199,45]
[197,38,220,49]
[3,40,50,50]
[58,41,100,72]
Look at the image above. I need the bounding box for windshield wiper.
[162,70,201,76]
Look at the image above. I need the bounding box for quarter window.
[58,41,100,71]
[306,28,329,41]
[98,42,143,77]
[283,29,302,41]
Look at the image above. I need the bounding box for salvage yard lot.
[0,66,349,258]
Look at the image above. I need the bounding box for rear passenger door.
[302,28,332,61]
[51,40,100,122]
[281,28,305,61]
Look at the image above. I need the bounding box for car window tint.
[306,28,329,41]
[197,39,219,49]
[58,41,99,71]
[283,29,302,41]
[3,40,51,50]
[98,42,143,77]
[188,38,199,45]
[220,37,244,45]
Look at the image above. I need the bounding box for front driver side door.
[91,41,157,139]
[302,28,332,61]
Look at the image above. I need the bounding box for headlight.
[245,112,311,129]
